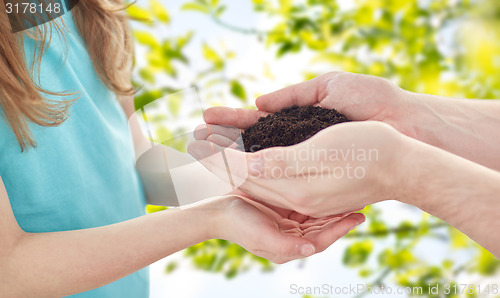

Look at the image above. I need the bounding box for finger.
[187,140,263,188]
[228,189,290,210]
[254,232,317,263]
[227,201,312,264]
[188,139,262,193]
[232,146,332,205]
[239,196,295,219]
[289,212,309,224]
[226,195,304,235]
[250,249,296,265]
[203,107,269,129]
[301,210,361,229]
[188,140,297,209]
[206,134,242,149]
[193,124,242,142]
[229,173,297,211]
[233,194,290,224]
[255,75,327,112]
[299,212,353,232]
[304,213,366,253]
[238,184,293,210]
[188,140,248,180]
[281,224,309,238]
[227,124,370,208]
[190,138,300,187]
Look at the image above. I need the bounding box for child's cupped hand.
[215,190,364,264]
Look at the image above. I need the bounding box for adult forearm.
[399,138,500,257]
[406,91,500,170]
[1,201,220,297]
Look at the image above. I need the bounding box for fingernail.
[300,244,315,257]
[247,154,263,176]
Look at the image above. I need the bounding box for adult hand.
[203,71,419,138]
[215,192,365,264]
[189,121,407,218]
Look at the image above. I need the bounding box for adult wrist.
[395,135,491,219]
[401,90,452,149]
[392,136,444,208]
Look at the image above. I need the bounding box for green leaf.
[225,267,238,279]
[476,247,500,275]
[442,259,454,270]
[146,204,168,213]
[177,31,194,48]
[139,68,155,84]
[202,43,219,61]
[181,2,210,13]
[378,248,415,269]
[205,77,225,88]
[276,41,301,57]
[133,31,159,48]
[167,93,182,117]
[215,5,227,17]
[395,221,415,239]
[230,80,247,101]
[359,268,372,277]
[149,0,170,23]
[165,262,177,274]
[368,220,389,238]
[210,0,220,8]
[155,127,173,144]
[127,5,152,22]
[343,241,373,267]
[134,89,163,110]
[449,226,470,248]
[202,43,224,69]
[277,42,293,57]
[193,253,217,270]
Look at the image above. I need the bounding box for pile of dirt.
[242,105,351,152]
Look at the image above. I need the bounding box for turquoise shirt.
[0,12,149,298]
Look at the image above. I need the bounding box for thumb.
[261,232,317,263]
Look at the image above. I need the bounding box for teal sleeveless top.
[0,11,149,298]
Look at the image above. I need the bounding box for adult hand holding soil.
[190,121,405,217]
[203,72,414,139]
[204,71,500,170]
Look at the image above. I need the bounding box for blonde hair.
[0,0,134,151]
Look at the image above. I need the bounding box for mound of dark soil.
[242,105,351,152]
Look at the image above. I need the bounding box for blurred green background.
[127,0,500,297]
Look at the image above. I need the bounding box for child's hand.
[213,192,365,264]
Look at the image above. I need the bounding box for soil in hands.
[242,105,351,152]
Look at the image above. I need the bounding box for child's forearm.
[406,91,500,170]
[1,198,224,297]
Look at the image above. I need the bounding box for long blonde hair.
[0,0,134,151]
